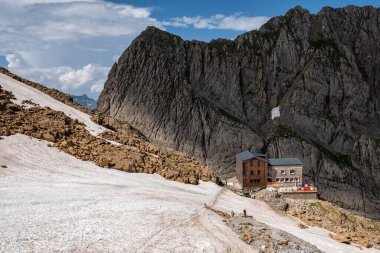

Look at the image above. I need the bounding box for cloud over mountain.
[0,0,270,98]
[164,14,270,31]
[0,0,159,98]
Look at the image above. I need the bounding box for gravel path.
[213,189,379,253]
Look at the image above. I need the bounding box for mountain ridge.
[71,94,97,110]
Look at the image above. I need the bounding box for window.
[280,169,285,175]
[258,161,260,166]
[290,169,295,175]
[276,178,280,182]
[242,162,246,175]
[268,178,272,182]
[250,179,253,184]
[250,159,253,167]
[285,178,289,182]
[250,170,253,175]
[290,178,294,182]
[257,170,261,175]
[254,179,261,183]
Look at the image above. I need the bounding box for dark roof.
[251,152,266,158]
[237,151,266,161]
[268,158,302,166]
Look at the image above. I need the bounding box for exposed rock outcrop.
[0,84,214,184]
[254,189,380,249]
[206,206,322,252]
[98,6,380,218]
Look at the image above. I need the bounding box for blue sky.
[121,0,380,41]
[0,0,379,99]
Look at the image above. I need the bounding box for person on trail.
[243,209,247,217]
[231,210,234,217]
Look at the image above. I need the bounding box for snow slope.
[0,134,253,253]
[0,73,106,136]
[1,135,378,253]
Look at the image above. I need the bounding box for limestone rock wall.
[98,6,380,218]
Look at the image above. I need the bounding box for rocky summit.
[71,94,97,110]
[98,6,380,218]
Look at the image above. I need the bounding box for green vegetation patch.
[273,124,353,167]
[370,223,380,232]
[309,201,322,208]
[197,96,246,125]
[207,39,237,57]
[274,124,299,139]
[217,106,246,125]
[239,30,280,54]
[260,30,281,42]
[310,38,344,68]
[313,141,352,167]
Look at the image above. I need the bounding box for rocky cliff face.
[98,6,380,218]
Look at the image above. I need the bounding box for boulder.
[42,133,56,142]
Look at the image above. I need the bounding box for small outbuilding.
[268,158,302,186]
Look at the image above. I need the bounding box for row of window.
[274,177,300,182]
[249,160,262,166]
[243,160,265,169]
[250,170,260,175]
[248,177,300,184]
[243,169,262,176]
[280,169,295,175]
[249,179,261,184]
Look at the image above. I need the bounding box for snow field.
[0,134,253,253]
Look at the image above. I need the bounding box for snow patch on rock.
[271,106,280,120]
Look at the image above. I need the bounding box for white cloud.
[9,64,109,99]
[0,0,160,58]
[58,64,109,89]
[90,82,105,93]
[117,5,151,18]
[0,1,160,43]
[0,0,159,98]
[2,0,98,7]
[5,54,26,68]
[164,14,270,31]
[112,55,120,62]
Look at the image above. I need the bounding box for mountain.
[98,6,380,218]
[71,94,97,110]
[3,69,375,252]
